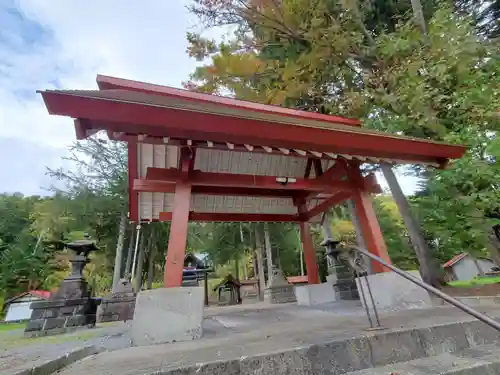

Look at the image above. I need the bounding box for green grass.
[0,322,26,332]
[0,327,101,350]
[447,276,500,288]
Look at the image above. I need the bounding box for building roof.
[37,75,467,222]
[4,290,51,305]
[442,253,469,268]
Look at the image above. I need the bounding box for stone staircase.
[348,344,500,374]
[156,317,500,374]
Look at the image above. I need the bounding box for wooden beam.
[303,192,352,220]
[41,91,464,164]
[163,180,192,287]
[146,168,357,193]
[133,179,305,198]
[159,212,303,222]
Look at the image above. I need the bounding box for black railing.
[335,246,500,332]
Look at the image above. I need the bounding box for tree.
[185,0,500,284]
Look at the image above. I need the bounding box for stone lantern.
[321,237,359,301]
[25,234,101,337]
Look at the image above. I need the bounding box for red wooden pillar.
[352,190,392,273]
[299,222,320,284]
[164,180,192,287]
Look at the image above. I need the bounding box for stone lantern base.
[264,266,296,304]
[25,278,99,337]
[97,279,136,323]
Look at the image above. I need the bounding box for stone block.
[132,287,204,346]
[25,319,45,332]
[355,271,432,311]
[66,315,87,327]
[43,317,67,330]
[418,322,470,357]
[294,283,337,306]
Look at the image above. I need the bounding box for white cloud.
[0,1,418,196]
[0,0,215,194]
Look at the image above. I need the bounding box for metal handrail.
[351,246,500,332]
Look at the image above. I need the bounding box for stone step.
[347,343,500,374]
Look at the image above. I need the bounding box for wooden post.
[124,222,135,277]
[264,223,273,286]
[299,222,320,284]
[352,190,392,273]
[254,225,266,300]
[347,200,372,274]
[147,227,157,289]
[112,210,127,291]
[135,226,147,292]
[164,180,192,287]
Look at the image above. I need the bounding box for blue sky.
[0,0,418,196]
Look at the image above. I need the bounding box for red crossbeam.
[146,168,355,193]
[133,179,304,198]
[159,212,302,222]
[304,192,353,220]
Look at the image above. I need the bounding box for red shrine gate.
[39,75,466,288]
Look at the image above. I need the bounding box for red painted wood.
[159,212,302,222]
[304,192,352,220]
[96,75,362,127]
[352,190,392,273]
[164,181,192,287]
[127,142,139,222]
[145,168,356,192]
[299,221,320,284]
[40,91,465,165]
[133,179,304,198]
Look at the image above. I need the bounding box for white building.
[442,253,495,281]
[3,291,51,322]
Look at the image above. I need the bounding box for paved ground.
[57,302,500,375]
[2,301,500,375]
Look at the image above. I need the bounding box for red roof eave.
[96,75,362,128]
[39,90,466,165]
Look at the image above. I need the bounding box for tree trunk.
[263,223,273,286]
[486,225,500,266]
[234,255,240,280]
[124,223,136,278]
[112,211,127,292]
[243,252,248,280]
[147,227,157,289]
[381,164,442,286]
[134,226,147,292]
[297,227,305,276]
[410,0,428,34]
[254,225,266,300]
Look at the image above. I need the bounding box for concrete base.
[356,271,432,311]
[294,282,337,306]
[132,287,204,346]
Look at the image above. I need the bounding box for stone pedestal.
[25,235,100,337]
[264,266,296,304]
[132,287,204,346]
[328,258,359,300]
[294,283,337,306]
[97,279,136,323]
[25,278,99,337]
[355,271,432,311]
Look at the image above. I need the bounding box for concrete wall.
[452,257,495,281]
[5,295,42,322]
[477,259,495,273]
